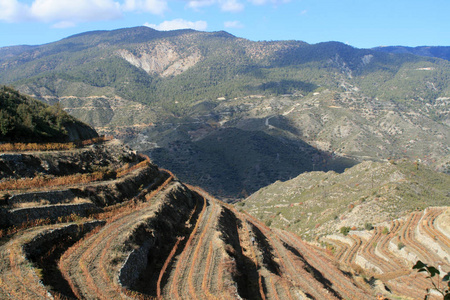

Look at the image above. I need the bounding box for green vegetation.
[364,223,373,230]
[340,226,351,236]
[241,160,450,239]
[150,126,356,198]
[413,260,450,299]
[0,86,87,142]
[1,26,448,199]
[1,27,449,118]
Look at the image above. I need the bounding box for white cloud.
[186,0,243,12]
[186,0,290,13]
[224,20,243,28]
[144,18,207,31]
[52,21,76,28]
[0,0,31,22]
[186,0,215,10]
[220,0,243,12]
[123,0,168,15]
[30,0,122,23]
[248,0,290,5]
[0,0,169,26]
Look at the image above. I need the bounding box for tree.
[0,110,14,136]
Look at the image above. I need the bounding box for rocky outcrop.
[63,121,98,142]
[117,42,202,77]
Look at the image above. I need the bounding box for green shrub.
[364,223,373,230]
[340,226,351,236]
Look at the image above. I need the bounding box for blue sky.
[0,0,448,49]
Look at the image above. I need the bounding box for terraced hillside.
[0,138,381,299]
[242,160,450,299]
[242,160,450,240]
[322,207,450,300]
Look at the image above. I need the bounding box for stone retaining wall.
[117,182,196,290]
[77,165,160,207]
[7,203,99,226]
[8,189,78,207]
[23,220,105,258]
[118,239,154,289]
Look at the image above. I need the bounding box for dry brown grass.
[0,135,113,153]
[0,172,107,191]
[116,160,151,178]
[0,142,77,152]
[157,236,184,299]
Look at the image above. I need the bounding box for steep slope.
[242,160,450,240]
[372,46,450,61]
[1,27,449,198]
[0,86,98,142]
[1,142,445,299]
[0,135,376,299]
[321,207,450,300]
[150,127,357,199]
[241,160,450,299]
[0,91,446,299]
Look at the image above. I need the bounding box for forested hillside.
[372,45,450,61]
[0,86,97,142]
[1,26,449,198]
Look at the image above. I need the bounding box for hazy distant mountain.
[0,27,448,198]
[372,45,450,61]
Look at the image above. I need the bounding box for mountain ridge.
[372,45,450,61]
[1,26,449,198]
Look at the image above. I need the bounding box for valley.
[0,26,449,299]
[0,136,448,299]
[0,27,448,199]
[0,138,373,299]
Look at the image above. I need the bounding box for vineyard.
[0,138,379,299]
[322,207,450,299]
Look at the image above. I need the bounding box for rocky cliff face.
[117,41,202,77]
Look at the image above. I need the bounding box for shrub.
[364,223,373,230]
[340,226,351,236]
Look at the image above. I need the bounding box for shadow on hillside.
[256,80,317,95]
[149,123,357,201]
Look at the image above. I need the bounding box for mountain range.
[0,87,448,300]
[1,26,449,199]
[0,27,449,299]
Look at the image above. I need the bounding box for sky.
[0,0,449,49]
